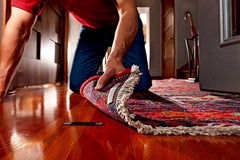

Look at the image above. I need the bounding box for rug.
[80,65,240,135]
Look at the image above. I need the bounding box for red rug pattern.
[128,78,240,127]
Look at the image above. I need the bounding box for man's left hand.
[95,58,125,91]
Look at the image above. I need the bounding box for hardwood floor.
[0,84,240,160]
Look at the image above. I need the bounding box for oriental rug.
[80,65,240,135]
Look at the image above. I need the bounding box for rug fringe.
[116,65,240,136]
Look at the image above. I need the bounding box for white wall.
[67,13,81,76]
[199,0,240,93]
[137,0,161,77]
[175,0,199,70]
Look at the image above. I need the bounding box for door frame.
[161,0,176,78]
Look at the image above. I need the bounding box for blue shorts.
[69,18,152,93]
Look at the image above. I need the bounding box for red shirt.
[11,0,119,28]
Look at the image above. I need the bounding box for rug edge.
[116,65,240,136]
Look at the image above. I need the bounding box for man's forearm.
[95,0,139,90]
[108,8,139,64]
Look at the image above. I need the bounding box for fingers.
[95,71,112,91]
[95,58,126,91]
[95,65,126,91]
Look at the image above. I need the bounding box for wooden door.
[162,0,175,78]
[3,0,66,88]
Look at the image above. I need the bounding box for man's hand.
[95,0,138,90]
[95,57,125,90]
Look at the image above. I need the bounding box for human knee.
[69,82,81,93]
[69,76,85,93]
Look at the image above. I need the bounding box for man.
[0,0,152,101]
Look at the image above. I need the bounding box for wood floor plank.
[68,109,134,160]
[128,127,156,160]
[1,103,97,159]
[187,136,240,160]
[129,127,240,160]
[0,86,97,160]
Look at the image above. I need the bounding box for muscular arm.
[95,0,139,90]
[0,7,37,100]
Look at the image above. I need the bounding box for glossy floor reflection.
[0,85,239,160]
